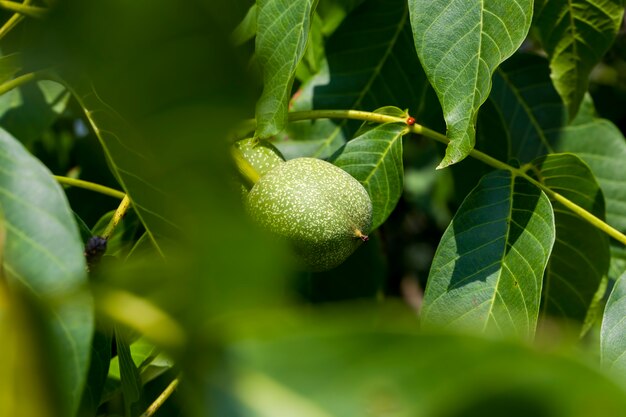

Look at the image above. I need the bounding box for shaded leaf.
[534,0,624,119]
[61,75,174,255]
[255,0,318,137]
[601,272,626,379]
[409,0,533,168]
[0,80,69,148]
[421,170,555,339]
[0,128,93,417]
[490,54,566,163]
[553,98,626,233]
[116,328,144,416]
[533,153,609,328]
[276,0,431,159]
[332,122,406,230]
[77,329,112,417]
[487,55,626,233]
[231,4,257,45]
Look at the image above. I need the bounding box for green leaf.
[0,281,58,417]
[231,4,257,45]
[409,0,533,168]
[255,0,318,138]
[61,76,174,255]
[421,170,555,338]
[331,122,406,230]
[295,13,326,82]
[533,153,609,328]
[490,54,566,163]
[487,55,626,233]
[78,329,112,417]
[0,80,69,148]
[225,313,626,417]
[534,0,624,120]
[0,128,93,417]
[116,329,144,416]
[277,0,431,159]
[0,53,22,84]
[601,272,626,380]
[553,98,626,233]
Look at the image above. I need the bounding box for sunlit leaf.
[0,128,93,417]
[421,170,555,338]
[533,153,609,328]
[534,0,624,119]
[601,272,626,380]
[0,53,21,83]
[332,122,407,230]
[255,0,318,137]
[409,0,533,168]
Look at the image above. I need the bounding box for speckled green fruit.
[245,157,373,271]
[235,138,285,179]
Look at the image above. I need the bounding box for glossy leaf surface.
[255,0,317,137]
[534,0,624,119]
[534,153,609,327]
[332,122,406,230]
[0,128,93,417]
[421,170,555,338]
[409,0,533,167]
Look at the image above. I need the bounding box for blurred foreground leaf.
[602,272,626,381]
[222,306,626,417]
[0,128,93,417]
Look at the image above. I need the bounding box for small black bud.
[84,236,107,270]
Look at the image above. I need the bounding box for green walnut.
[234,137,285,187]
[245,157,372,271]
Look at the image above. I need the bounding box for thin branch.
[0,1,47,18]
[0,0,32,40]
[139,375,181,417]
[284,110,626,246]
[102,195,131,240]
[54,176,126,200]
